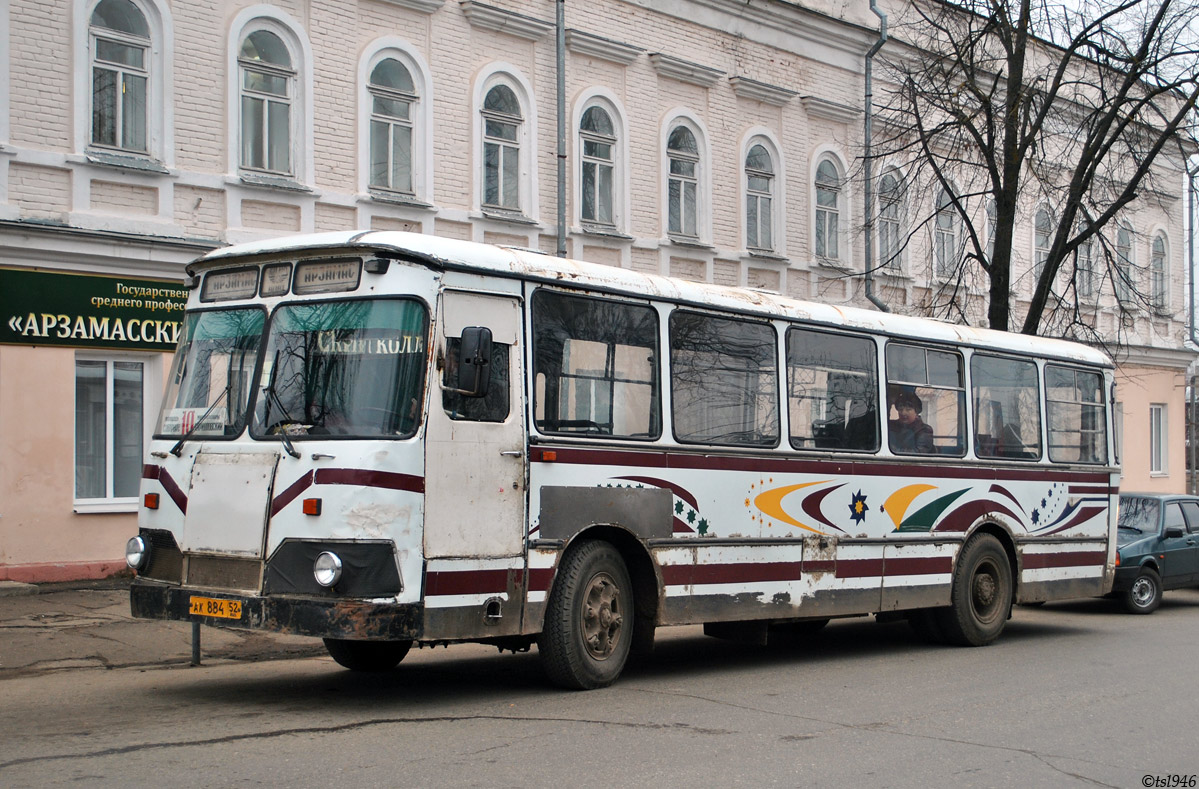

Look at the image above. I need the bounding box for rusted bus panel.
[1016,540,1110,603]
[538,486,673,540]
[130,580,423,640]
[878,541,956,611]
[523,546,560,632]
[422,558,528,639]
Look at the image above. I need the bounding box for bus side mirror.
[457,327,493,397]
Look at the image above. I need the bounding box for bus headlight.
[313,551,343,587]
[125,536,150,570]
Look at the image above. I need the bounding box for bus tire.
[539,540,633,690]
[937,533,1012,647]
[1121,567,1161,614]
[323,638,411,672]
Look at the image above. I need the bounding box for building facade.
[0,0,1193,581]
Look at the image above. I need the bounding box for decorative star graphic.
[849,490,869,525]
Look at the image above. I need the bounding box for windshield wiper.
[1118,525,1142,533]
[261,350,301,459]
[170,384,231,457]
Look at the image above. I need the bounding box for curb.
[0,581,39,597]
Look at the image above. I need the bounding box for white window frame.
[358,40,433,201]
[1150,231,1169,311]
[472,66,537,218]
[1033,205,1053,283]
[89,2,151,154]
[812,150,848,264]
[226,7,313,185]
[1076,222,1095,299]
[1149,403,1166,475]
[878,169,904,271]
[73,351,162,513]
[73,0,174,164]
[661,111,710,245]
[742,130,784,256]
[933,187,960,278]
[1115,223,1135,305]
[573,91,629,234]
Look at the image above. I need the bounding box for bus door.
[424,291,526,560]
[181,450,279,561]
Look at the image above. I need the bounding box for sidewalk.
[0,577,325,677]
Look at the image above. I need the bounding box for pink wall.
[1115,364,1188,494]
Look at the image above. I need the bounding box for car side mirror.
[1164,526,1185,539]
[455,326,493,397]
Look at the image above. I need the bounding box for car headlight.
[313,551,343,587]
[125,535,150,570]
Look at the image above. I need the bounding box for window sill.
[74,150,171,176]
[747,250,788,263]
[477,208,541,226]
[364,190,435,210]
[233,172,313,193]
[815,257,852,273]
[74,499,139,514]
[577,223,633,241]
[666,236,713,250]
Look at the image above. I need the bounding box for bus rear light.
[302,498,322,516]
[313,551,343,587]
[144,493,160,510]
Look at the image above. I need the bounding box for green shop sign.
[0,268,188,352]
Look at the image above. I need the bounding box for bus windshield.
[156,308,266,438]
[251,298,428,440]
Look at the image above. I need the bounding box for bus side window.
[671,311,779,446]
[971,354,1042,460]
[443,338,510,422]
[531,290,660,439]
[1046,365,1107,464]
[885,343,966,456]
[786,327,878,452]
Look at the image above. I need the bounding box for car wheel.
[1121,567,1162,614]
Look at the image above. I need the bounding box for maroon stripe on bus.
[271,470,314,517]
[141,464,188,514]
[1022,550,1107,570]
[314,468,425,493]
[804,560,836,574]
[528,568,555,593]
[835,558,886,578]
[531,445,1113,484]
[881,556,954,576]
[425,569,509,596]
[661,561,801,586]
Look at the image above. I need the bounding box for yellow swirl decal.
[754,480,831,534]
[883,484,938,529]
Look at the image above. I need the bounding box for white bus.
[128,231,1119,688]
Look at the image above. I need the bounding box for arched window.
[934,189,958,277]
[368,58,416,194]
[238,29,294,175]
[481,84,523,211]
[1115,224,1134,304]
[1151,233,1168,309]
[667,125,699,238]
[745,144,774,252]
[1034,207,1053,281]
[580,106,615,226]
[878,171,902,269]
[815,158,842,261]
[90,0,150,153]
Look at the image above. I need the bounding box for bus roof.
[196,230,1113,368]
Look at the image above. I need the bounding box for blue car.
[1112,493,1199,614]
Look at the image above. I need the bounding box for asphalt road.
[4,591,1199,788]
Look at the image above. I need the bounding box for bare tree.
[871,0,1199,340]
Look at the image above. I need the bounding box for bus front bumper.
[130,579,423,641]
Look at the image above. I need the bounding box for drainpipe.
[863,0,889,311]
[556,0,567,257]
[1189,162,1197,347]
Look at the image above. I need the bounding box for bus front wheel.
[323,638,411,671]
[539,540,633,690]
[938,533,1012,646]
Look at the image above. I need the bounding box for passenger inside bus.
[889,390,934,454]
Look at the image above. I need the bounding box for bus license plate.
[189,596,243,620]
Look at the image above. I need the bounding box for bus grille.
[186,555,263,592]
[141,530,183,583]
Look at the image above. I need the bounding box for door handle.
[500,450,523,457]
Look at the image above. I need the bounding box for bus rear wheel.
[323,638,412,671]
[539,540,633,690]
[937,533,1012,646]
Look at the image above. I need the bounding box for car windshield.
[251,298,428,440]
[156,308,266,437]
[1118,496,1161,534]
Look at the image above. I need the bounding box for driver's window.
[442,338,510,422]
[1180,501,1199,533]
[1164,503,1187,534]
